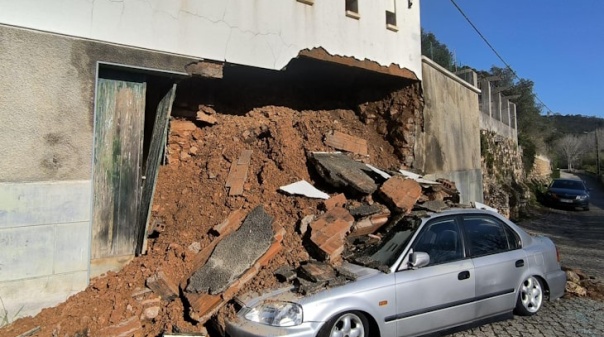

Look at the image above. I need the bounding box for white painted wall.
[0,0,422,78]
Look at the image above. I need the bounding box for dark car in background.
[545,178,590,211]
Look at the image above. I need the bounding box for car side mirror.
[409,250,430,269]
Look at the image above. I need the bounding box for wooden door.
[92,79,146,260]
[137,84,177,254]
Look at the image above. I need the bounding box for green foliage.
[421,29,455,71]
[480,132,494,172]
[551,168,560,179]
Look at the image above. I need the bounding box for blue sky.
[420,0,604,118]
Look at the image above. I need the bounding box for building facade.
[0,0,421,318]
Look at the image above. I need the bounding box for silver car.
[226,209,566,337]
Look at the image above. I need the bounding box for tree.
[421,29,455,71]
[483,66,556,170]
[556,134,586,170]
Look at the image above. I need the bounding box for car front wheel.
[318,311,369,337]
[515,276,544,316]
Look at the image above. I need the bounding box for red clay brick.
[211,209,246,236]
[325,131,368,156]
[309,208,353,261]
[146,271,179,301]
[323,193,347,210]
[379,176,422,213]
[196,110,218,125]
[225,150,253,196]
[98,316,142,337]
[186,293,223,322]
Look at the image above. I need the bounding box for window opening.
[346,0,360,19]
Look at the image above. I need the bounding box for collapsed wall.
[1,64,425,337]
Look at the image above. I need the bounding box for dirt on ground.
[1,101,411,337]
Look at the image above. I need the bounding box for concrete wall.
[0,25,196,318]
[417,57,483,203]
[480,112,518,143]
[0,0,422,78]
[0,181,90,318]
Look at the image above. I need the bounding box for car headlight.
[576,195,588,200]
[243,301,303,327]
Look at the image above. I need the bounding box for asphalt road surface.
[447,172,604,337]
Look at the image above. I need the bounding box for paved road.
[447,172,604,337]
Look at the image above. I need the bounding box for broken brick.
[225,150,253,196]
[146,271,179,301]
[299,261,337,282]
[210,209,246,236]
[275,266,297,282]
[185,293,223,322]
[324,130,368,156]
[185,60,224,78]
[309,208,353,262]
[418,200,449,212]
[323,193,347,210]
[196,110,218,125]
[349,210,391,237]
[98,316,142,337]
[379,176,422,214]
[170,120,197,136]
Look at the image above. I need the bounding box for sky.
[420,0,604,118]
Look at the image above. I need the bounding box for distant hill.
[545,114,604,135]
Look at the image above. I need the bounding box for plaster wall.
[0,0,422,79]
[0,25,195,182]
[0,25,195,317]
[417,57,483,202]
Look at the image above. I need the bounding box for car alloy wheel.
[320,311,368,337]
[516,276,543,316]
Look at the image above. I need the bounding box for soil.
[1,104,408,337]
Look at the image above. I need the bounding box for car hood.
[236,262,383,308]
[548,187,588,196]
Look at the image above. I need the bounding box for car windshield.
[551,180,585,190]
[347,216,422,270]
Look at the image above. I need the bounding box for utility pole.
[596,129,601,178]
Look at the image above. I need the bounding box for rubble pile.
[564,267,604,301]
[2,102,466,337]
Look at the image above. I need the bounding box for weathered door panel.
[137,84,177,254]
[92,79,146,259]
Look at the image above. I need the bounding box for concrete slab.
[0,270,88,318]
[0,180,91,228]
[309,152,377,194]
[53,221,89,274]
[186,206,273,295]
[0,224,55,281]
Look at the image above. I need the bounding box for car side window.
[463,216,518,257]
[412,218,463,266]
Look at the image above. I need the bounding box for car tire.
[317,311,369,337]
[583,205,590,211]
[514,276,544,316]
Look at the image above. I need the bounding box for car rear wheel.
[318,311,368,337]
[515,276,543,316]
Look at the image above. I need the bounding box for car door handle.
[458,271,470,280]
[515,259,525,268]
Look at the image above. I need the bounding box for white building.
[0,0,421,318]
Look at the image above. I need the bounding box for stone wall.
[480,130,529,219]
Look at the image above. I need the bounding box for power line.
[449,0,554,114]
